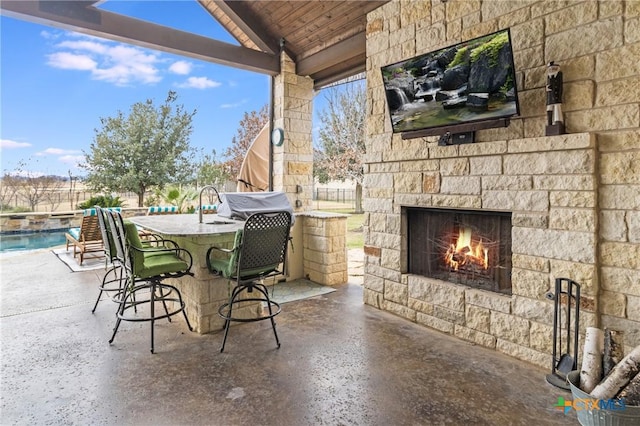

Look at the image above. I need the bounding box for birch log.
[591,345,640,400]
[604,328,624,377]
[580,327,604,393]
[617,372,640,406]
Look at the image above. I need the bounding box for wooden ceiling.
[1,0,389,88]
[201,0,389,87]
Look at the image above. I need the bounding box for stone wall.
[365,0,640,367]
[0,208,148,233]
[299,212,349,286]
[272,53,350,286]
[272,53,314,211]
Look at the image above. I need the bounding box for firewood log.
[591,345,640,400]
[617,372,640,406]
[603,328,624,377]
[580,327,604,393]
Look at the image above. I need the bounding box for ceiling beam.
[210,0,279,55]
[296,32,365,77]
[0,0,279,75]
[313,65,366,90]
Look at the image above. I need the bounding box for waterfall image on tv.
[381,29,520,134]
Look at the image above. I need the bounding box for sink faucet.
[199,185,221,223]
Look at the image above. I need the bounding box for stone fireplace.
[406,207,512,295]
[363,0,640,369]
[363,132,602,368]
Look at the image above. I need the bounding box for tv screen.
[381,28,520,135]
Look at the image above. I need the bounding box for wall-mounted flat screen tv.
[381,28,520,136]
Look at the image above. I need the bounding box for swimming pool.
[0,230,68,253]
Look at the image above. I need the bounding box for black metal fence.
[314,188,355,202]
[1,191,140,212]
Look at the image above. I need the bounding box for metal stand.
[546,277,580,390]
[218,281,281,353]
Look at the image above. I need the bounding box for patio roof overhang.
[0,0,389,89]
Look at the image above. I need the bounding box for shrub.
[78,195,125,210]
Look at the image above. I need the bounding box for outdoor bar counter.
[129,213,248,334]
[129,209,350,334]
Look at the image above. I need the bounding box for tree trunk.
[137,191,144,208]
[617,372,640,406]
[580,327,604,393]
[604,328,624,377]
[354,182,363,214]
[591,345,640,400]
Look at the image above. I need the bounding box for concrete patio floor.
[0,248,577,425]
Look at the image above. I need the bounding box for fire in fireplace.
[406,208,512,294]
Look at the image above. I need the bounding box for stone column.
[272,53,314,212]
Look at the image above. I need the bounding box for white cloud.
[169,60,192,75]
[8,170,46,178]
[0,139,32,149]
[45,33,162,86]
[40,30,59,40]
[57,39,108,55]
[59,155,85,166]
[47,52,97,70]
[220,100,247,109]
[177,76,221,89]
[39,148,82,156]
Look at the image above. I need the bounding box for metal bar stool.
[106,210,193,353]
[206,211,292,352]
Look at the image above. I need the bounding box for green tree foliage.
[313,81,366,213]
[82,91,196,207]
[194,148,231,194]
[223,104,269,179]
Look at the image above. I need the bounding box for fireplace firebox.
[406,208,512,294]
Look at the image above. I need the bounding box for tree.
[82,91,196,207]
[0,174,21,212]
[195,148,230,188]
[223,104,269,179]
[18,175,65,212]
[314,81,366,213]
[1,160,65,212]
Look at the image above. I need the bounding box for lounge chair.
[146,206,179,215]
[65,208,120,265]
[195,204,217,214]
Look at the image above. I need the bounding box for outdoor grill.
[216,191,295,223]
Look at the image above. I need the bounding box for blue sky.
[1,1,278,177]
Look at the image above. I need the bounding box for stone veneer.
[0,208,149,233]
[299,211,349,286]
[364,0,640,368]
[271,52,349,287]
[272,53,314,211]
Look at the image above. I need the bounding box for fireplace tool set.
[545,277,581,390]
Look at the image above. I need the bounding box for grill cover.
[216,191,294,223]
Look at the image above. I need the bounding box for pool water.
[0,231,68,253]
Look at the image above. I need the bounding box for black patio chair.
[106,209,194,353]
[206,210,292,352]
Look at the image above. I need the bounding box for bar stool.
[206,210,292,352]
[106,210,193,353]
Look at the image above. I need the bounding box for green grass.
[315,205,364,249]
